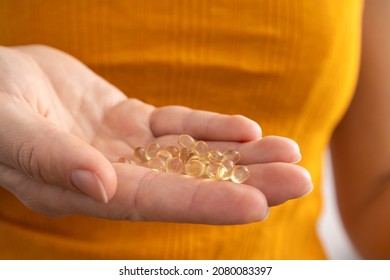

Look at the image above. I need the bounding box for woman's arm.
[331,0,390,259]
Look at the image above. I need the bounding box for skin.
[331,0,390,258]
[0,45,311,225]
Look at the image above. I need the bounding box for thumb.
[0,106,117,203]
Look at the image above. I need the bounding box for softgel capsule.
[119,134,250,184]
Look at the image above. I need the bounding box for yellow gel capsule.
[194,141,209,156]
[231,165,250,184]
[221,158,234,172]
[223,150,241,164]
[221,158,234,180]
[206,163,227,180]
[178,134,195,149]
[166,145,179,157]
[207,149,223,163]
[148,157,166,172]
[185,159,206,177]
[117,156,132,164]
[145,141,160,160]
[166,157,183,173]
[157,149,173,162]
[133,147,147,163]
[179,147,191,163]
[188,150,201,161]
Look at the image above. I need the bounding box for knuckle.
[17,141,45,183]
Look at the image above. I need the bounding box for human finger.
[207,136,301,164]
[246,162,313,206]
[143,135,301,164]
[53,164,269,224]
[150,105,262,142]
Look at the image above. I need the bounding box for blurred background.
[318,150,361,259]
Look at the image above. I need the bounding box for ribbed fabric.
[0,0,363,259]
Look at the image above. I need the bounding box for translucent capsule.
[179,147,191,163]
[166,157,183,173]
[223,150,241,164]
[185,159,206,177]
[188,150,201,161]
[221,158,234,180]
[166,145,179,157]
[178,134,195,149]
[157,149,173,162]
[148,157,166,172]
[145,141,160,160]
[133,147,147,163]
[207,149,223,163]
[221,158,234,172]
[231,165,250,184]
[206,163,227,180]
[117,156,132,164]
[194,141,209,156]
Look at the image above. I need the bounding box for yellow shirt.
[0,0,363,259]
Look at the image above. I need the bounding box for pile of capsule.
[120,134,250,184]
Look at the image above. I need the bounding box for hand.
[0,45,312,224]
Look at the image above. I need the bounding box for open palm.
[0,45,312,225]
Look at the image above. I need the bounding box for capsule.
[188,150,201,161]
[166,157,183,173]
[117,156,132,164]
[231,165,250,184]
[185,159,206,177]
[206,163,227,180]
[145,141,160,160]
[179,147,191,163]
[133,147,147,163]
[166,145,179,157]
[207,149,223,163]
[221,158,234,180]
[223,150,241,164]
[178,134,195,149]
[148,157,166,172]
[194,141,209,157]
[157,149,173,162]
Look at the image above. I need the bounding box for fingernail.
[293,154,302,163]
[303,169,314,195]
[303,168,312,181]
[70,169,108,203]
[291,140,302,163]
[252,207,270,222]
[264,207,270,219]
